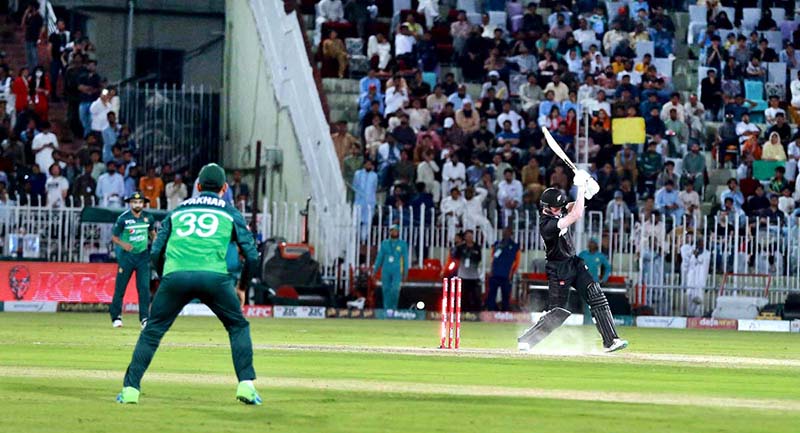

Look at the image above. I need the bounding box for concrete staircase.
[323,78,361,135]
[0,17,76,153]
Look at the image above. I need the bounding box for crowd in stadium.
[323,0,800,234]
[0,2,251,211]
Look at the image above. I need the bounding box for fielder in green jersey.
[110,191,156,328]
[117,163,262,405]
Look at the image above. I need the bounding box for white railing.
[248,0,350,263]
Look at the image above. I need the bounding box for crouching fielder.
[518,170,628,352]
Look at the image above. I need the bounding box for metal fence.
[3,199,800,316]
[264,200,800,315]
[118,82,220,175]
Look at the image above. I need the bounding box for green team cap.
[198,163,226,190]
[125,191,150,203]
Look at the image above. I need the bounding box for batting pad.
[517,307,571,348]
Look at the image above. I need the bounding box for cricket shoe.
[236,381,262,405]
[112,319,123,328]
[604,338,628,353]
[141,319,147,330]
[116,386,139,404]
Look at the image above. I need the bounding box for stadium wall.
[222,0,311,203]
[63,5,224,87]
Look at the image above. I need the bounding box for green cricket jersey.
[112,210,155,255]
[151,192,259,277]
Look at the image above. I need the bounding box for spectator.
[603,22,629,54]
[543,73,568,102]
[358,69,380,95]
[664,110,688,156]
[384,79,409,117]
[454,229,482,311]
[787,137,800,181]
[89,149,104,180]
[394,24,417,67]
[441,186,465,241]
[763,132,787,161]
[164,173,187,210]
[684,94,705,139]
[700,69,722,120]
[22,2,42,71]
[314,0,345,45]
[519,73,543,118]
[497,101,523,134]
[331,121,359,165]
[122,164,137,198]
[71,162,97,206]
[720,178,745,212]
[77,59,101,136]
[780,42,800,70]
[508,44,537,75]
[455,100,480,133]
[496,120,520,147]
[764,96,786,127]
[353,159,378,237]
[377,133,401,188]
[440,73,458,96]
[364,115,385,158]
[497,168,522,225]
[754,38,778,63]
[778,187,795,216]
[366,34,391,72]
[442,152,466,195]
[44,163,69,208]
[682,142,706,192]
[745,56,766,81]
[416,149,440,202]
[120,150,136,176]
[229,170,250,201]
[654,180,683,222]
[31,121,58,174]
[606,190,632,228]
[358,85,384,121]
[29,65,50,120]
[139,166,164,208]
[478,87,502,131]
[48,20,69,101]
[425,85,447,116]
[481,71,509,100]
[405,98,430,132]
[322,29,348,79]
[102,111,120,162]
[12,67,30,116]
[342,143,363,202]
[769,167,789,194]
[748,185,771,215]
[96,160,124,207]
[638,141,663,198]
[450,10,472,56]
[447,84,472,110]
[485,227,520,311]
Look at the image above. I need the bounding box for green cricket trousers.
[110,251,151,323]
[123,271,256,390]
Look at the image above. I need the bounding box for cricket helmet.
[540,188,568,210]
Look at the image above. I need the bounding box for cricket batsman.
[110,192,156,329]
[116,163,262,405]
[518,170,628,353]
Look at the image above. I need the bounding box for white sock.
[240,380,254,387]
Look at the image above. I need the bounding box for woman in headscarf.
[762,131,787,161]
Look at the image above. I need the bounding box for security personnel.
[117,163,262,405]
[373,224,408,309]
[110,191,156,329]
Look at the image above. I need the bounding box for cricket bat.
[542,127,578,173]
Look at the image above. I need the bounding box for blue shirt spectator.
[654,181,684,221]
[720,179,745,211]
[578,238,612,284]
[359,72,381,95]
[359,88,384,119]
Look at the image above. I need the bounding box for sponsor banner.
[425,311,481,322]
[58,302,110,313]
[530,312,585,326]
[687,317,738,330]
[123,303,140,314]
[273,306,326,319]
[242,305,273,318]
[4,300,58,313]
[326,308,377,319]
[479,311,531,323]
[635,316,687,329]
[614,315,635,326]
[737,319,791,333]
[375,309,426,320]
[0,261,138,303]
[179,304,215,317]
[791,320,800,333]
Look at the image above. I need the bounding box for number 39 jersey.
[152,192,260,277]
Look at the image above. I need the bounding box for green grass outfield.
[1,313,799,433]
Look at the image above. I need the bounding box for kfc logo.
[9,265,31,300]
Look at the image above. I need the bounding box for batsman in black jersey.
[518,171,628,352]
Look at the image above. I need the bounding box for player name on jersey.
[181,196,227,207]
